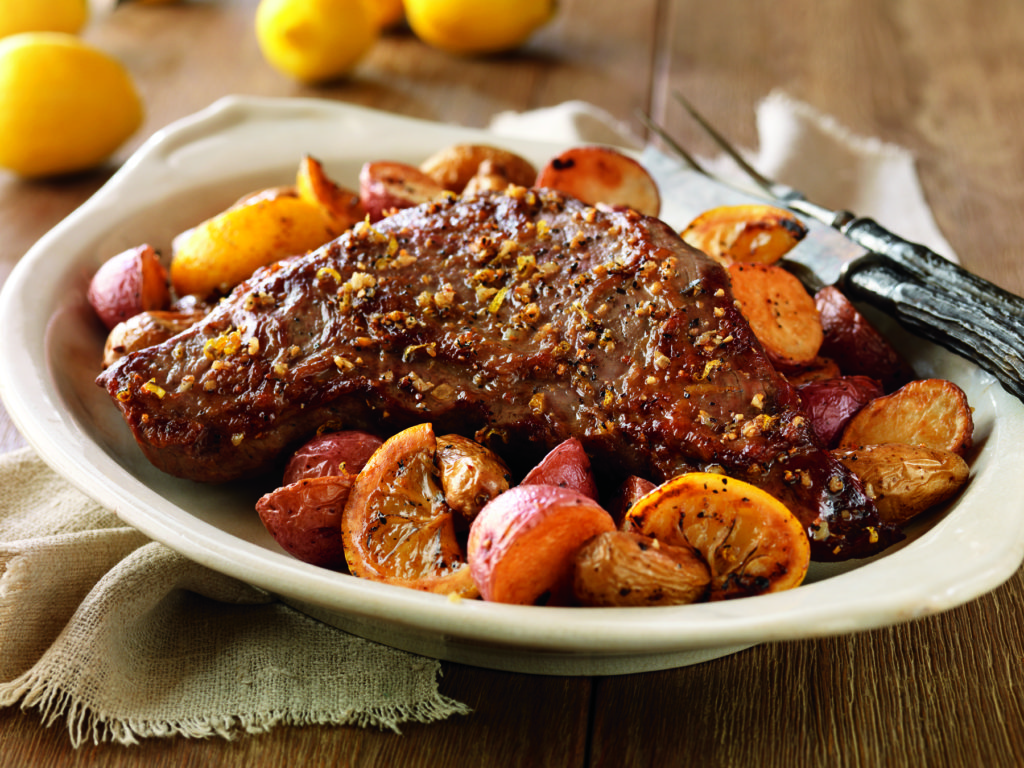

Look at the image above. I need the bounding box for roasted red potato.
[838,378,974,456]
[623,473,810,600]
[535,145,661,217]
[681,204,808,267]
[358,161,447,222]
[815,285,915,391]
[102,309,205,368]
[835,443,970,525]
[467,483,616,605]
[282,430,384,485]
[436,434,512,524]
[520,437,599,500]
[798,375,885,448]
[572,531,710,607]
[256,475,355,570]
[606,475,657,526]
[419,143,537,193]
[727,262,824,368]
[88,244,171,331]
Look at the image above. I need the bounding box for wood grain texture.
[1,0,1024,764]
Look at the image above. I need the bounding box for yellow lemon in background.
[365,0,404,30]
[404,0,556,55]
[0,33,144,178]
[255,0,379,83]
[0,0,88,39]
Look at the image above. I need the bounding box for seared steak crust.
[97,188,899,560]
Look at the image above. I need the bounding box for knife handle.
[839,254,1024,402]
[841,216,1024,319]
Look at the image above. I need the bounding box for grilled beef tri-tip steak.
[97,187,901,560]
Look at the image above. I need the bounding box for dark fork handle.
[840,254,1024,401]
[842,217,1024,320]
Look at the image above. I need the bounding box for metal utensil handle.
[842,217,1024,319]
[840,255,1024,402]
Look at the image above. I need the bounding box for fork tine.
[671,91,778,197]
[634,109,708,175]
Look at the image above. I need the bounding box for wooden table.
[2,1,1024,764]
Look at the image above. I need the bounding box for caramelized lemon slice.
[341,423,477,596]
[624,472,810,600]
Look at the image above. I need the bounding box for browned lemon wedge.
[341,423,478,596]
[623,472,810,600]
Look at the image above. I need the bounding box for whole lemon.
[404,0,556,55]
[0,33,144,178]
[255,0,379,84]
[0,0,88,39]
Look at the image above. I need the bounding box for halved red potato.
[358,161,447,221]
[282,430,384,484]
[88,244,171,331]
[681,204,808,267]
[572,531,710,607]
[623,473,810,600]
[520,438,599,500]
[837,378,974,456]
[835,443,970,525]
[606,475,658,526]
[436,433,512,524]
[341,423,477,596]
[467,484,616,605]
[797,375,884,448]
[296,154,365,231]
[815,285,915,391]
[256,475,355,570]
[727,262,824,368]
[784,356,842,387]
[535,146,661,217]
[419,143,537,193]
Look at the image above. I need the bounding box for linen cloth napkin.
[0,93,953,747]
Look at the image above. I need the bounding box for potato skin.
[436,433,512,523]
[88,244,170,331]
[797,375,884,448]
[834,443,969,525]
[102,309,204,368]
[256,475,354,570]
[419,144,537,193]
[815,285,915,391]
[468,484,616,605]
[358,161,446,222]
[573,531,710,607]
[520,437,599,500]
[282,430,383,485]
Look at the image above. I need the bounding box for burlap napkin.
[0,95,952,747]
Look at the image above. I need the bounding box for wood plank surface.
[1,0,1023,765]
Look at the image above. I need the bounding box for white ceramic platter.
[2,96,1023,676]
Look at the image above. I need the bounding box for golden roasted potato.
[572,531,710,607]
[681,204,808,267]
[535,145,660,217]
[170,193,341,298]
[837,378,974,456]
[728,262,824,369]
[834,443,970,525]
[436,434,512,524]
[102,309,205,367]
[419,143,537,193]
